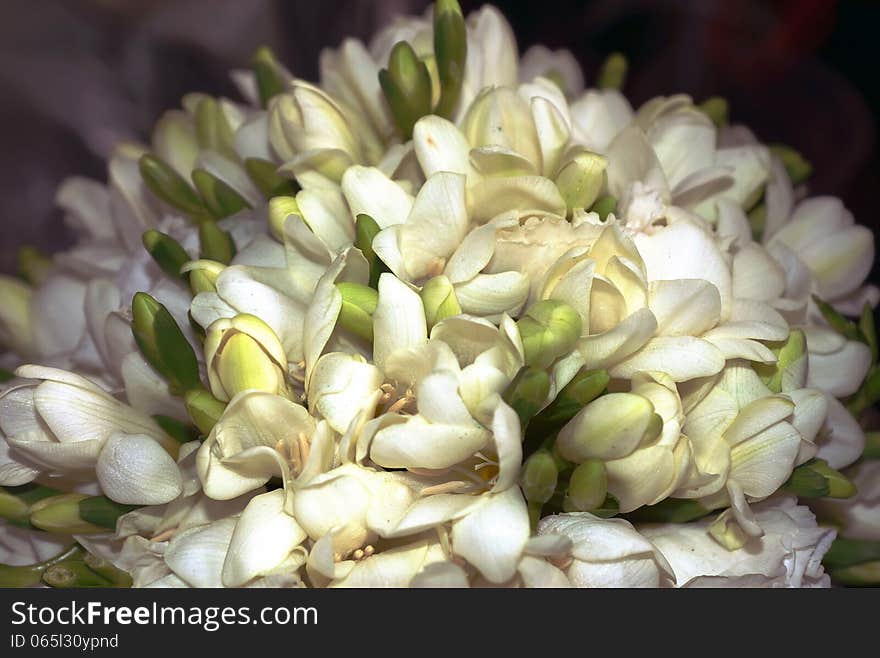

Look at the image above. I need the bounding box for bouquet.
[1,1,878,589]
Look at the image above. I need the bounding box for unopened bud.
[268,195,301,241]
[0,275,34,355]
[563,458,607,512]
[517,300,582,369]
[756,329,806,393]
[29,494,106,534]
[784,458,857,499]
[251,46,287,108]
[43,561,112,588]
[181,259,225,295]
[198,221,236,264]
[379,41,433,139]
[590,195,617,221]
[596,52,627,90]
[355,213,388,288]
[520,451,558,504]
[433,0,467,118]
[184,388,227,435]
[555,151,608,213]
[194,96,236,160]
[139,154,205,215]
[142,229,190,281]
[245,157,299,200]
[503,366,551,429]
[699,96,729,128]
[420,275,461,329]
[192,169,251,220]
[769,143,812,186]
[336,282,379,342]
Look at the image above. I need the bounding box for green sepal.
[823,537,880,571]
[784,458,856,499]
[153,414,202,444]
[198,221,237,264]
[355,213,389,288]
[251,46,286,108]
[502,366,551,430]
[139,154,205,215]
[769,143,812,186]
[244,158,300,199]
[184,388,227,436]
[192,169,252,219]
[589,195,617,221]
[596,52,627,90]
[336,282,379,343]
[625,498,712,524]
[142,229,190,281]
[84,553,133,588]
[812,295,860,341]
[78,496,138,530]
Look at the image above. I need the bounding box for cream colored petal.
[611,336,725,382]
[309,352,383,434]
[807,340,872,398]
[372,273,428,373]
[164,517,236,588]
[468,176,566,224]
[730,421,801,498]
[97,433,182,505]
[444,224,497,284]
[341,165,414,229]
[578,307,657,369]
[454,272,530,318]
[370,416,490,470]
[413,115,471,178]
[648,279,721,336]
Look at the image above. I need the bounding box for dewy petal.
[413,115,471,179]
[372,273,428,373]
[164,517,237,588]
[452,487,530,584]
[96,433,183,505]
[610,336,725,382]
[648,280,721,336]
[341,165,414,229]
[400,172,469,280]
[222,489,307,587]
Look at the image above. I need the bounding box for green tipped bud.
[823,537,880,571]
[152,414,202,444]
[17,246,52,285]
[194,96,236,159]
[268,195,301,241]
[192,169,252,220]
[379,41,433,139]
[142,229,190,281]
[588,493,620,519]
[252,46,287,108]
[336,282,379,343]
[755,329,806,393]
[131,292,202,394]
[78,496,137,530]
[503,366,551,429]
[747,202,766,242]
[812,295,861,341]
[708,510,749,550]
[625,497,711,524]
[181,259,225,295]
[555,392,659,464]
[0,564,45,588]
[590,195,617,221]
[421,275,461,328]
[564,459,607,512]
[860,302,878,364]
[43,561,112,588]
[433,0,467,118]
[184,388,227,435]
[520,451,559,504]
[769,143,812,186]
[29,494,106,534]
[517,300,582,369]
[597,52,627,90]
[831,561,880,587]
[0,490,30,526]
[198,221,236,264]
[355,213,389,288]
[139,154,205,215]
[204,314,292,401]
[245,157,299,200]
[784,458,857,498]
[84,553,133,587]
[535,369,610,427]
[555,152,608,214]
[699,96,729,128]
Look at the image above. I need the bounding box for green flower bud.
[812,295,861,341]
[251,46,287,108]
[204,314,291,401]
[43,561,112,588]
[198,221,236,264]
[590,195,617,221]
[503,366,551,429]
[625,498,711,524]
[564,458,607,512]
[336,282,379,343]
[520,451,558,504]
[192,169,252,220]
[245,157,299,200]
[379,41,433,139]
[152,414,202,444]
[131,292,202,394]
[830,561,880,587]
[517,300,582,369]
[184,388,227,435]
[268,195,301,241]
[17,246,52,286]
[535,369,610,428]
[555,151,608,214]
[769,143,812,186]
[142,229,190,281]
[138,154,205,215]
[83,553,133,588]
[823,538,880,571]
[181,259,225,295]
[556,392,660,463]
[784,458,857,499]
[597,52,627,90]
[699,96,729,128]
[755,329,806,393]
[433,0,467,118]
[0,545,81,588]
[421,275,461,329]
[28,494,107,534]
[194,96,236,160]
[0,490,30,527]
[355,213,389,288]
[747,201,766,241]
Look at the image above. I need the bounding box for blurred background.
[0,0,877,276]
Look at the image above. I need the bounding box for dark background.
[0,0,877,276]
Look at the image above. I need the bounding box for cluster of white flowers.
[1,1,878,588]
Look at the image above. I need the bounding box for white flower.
[640,495,835,587]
